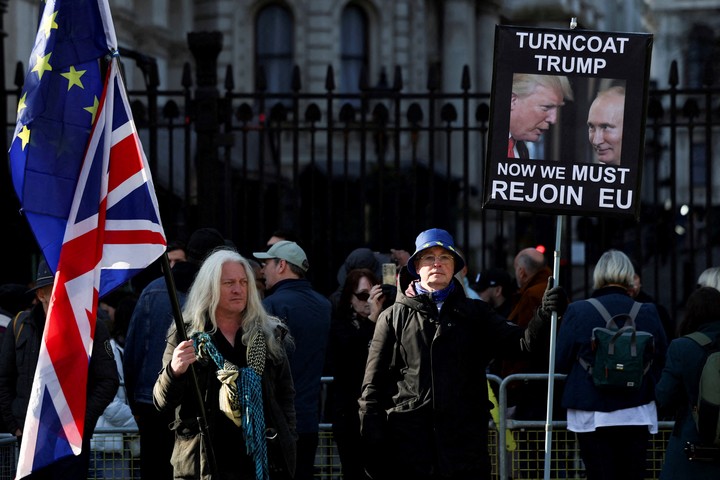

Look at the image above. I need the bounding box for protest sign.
[482,25,653,218]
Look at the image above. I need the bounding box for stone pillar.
[187,31,223,229]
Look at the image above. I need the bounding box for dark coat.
[153,323,297,480]
[556,286,668,412]
[0,302,119,437]
[655,321,720,479]
[359,268,544,479]
[263,278,331,434]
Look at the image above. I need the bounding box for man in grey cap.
[0,258,118,477]
[254,240,331,480]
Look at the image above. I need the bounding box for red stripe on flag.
[103,230,167,245]
[44,275,93,436]
[108,133,143,192]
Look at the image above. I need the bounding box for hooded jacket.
[359,267,547,478]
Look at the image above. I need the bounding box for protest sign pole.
[543,214,564,480]
[544,21,574,477]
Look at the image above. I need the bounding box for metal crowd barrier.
[492,373,674,480]
[0,375,674,480]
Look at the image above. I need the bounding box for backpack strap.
[586,298,612,323]
[627,301,642,324]
[12,311,26,343]
[586,298,642,329]
[685,331,712,348]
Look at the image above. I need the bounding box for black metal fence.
[3,31,720,324]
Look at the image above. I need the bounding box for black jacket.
[359,268,546,478]
[0,303,119,437]
[154,323,297,479]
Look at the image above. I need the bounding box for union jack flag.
[8,0,166,477]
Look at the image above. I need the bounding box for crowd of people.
[0,225,718,480]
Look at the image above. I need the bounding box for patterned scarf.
[192,331,269,480]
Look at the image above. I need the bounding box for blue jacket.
[655,321,720,479]
[556,286,668,412]
[263,278,331,433]
[123,262,197,408]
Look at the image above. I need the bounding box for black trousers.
[135,401,175,480]
[576,425,649,480]
[294,431,319,480]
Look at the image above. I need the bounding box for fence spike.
[256,64,267,92]
[14,61,24,88]
[325,65,335,92]
[359,64,369,91]
[461,65,471,91]
[668,60,679,87]
[393,65,403,91]
[224,64,234,91]
[427,63,439,92]
[182,62,192,88]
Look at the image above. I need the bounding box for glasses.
[418,254,454,266]
[353,291,371,301]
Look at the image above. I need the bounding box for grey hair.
[698,267,720,291]
[593,249,635,290]
[183,248,292,362]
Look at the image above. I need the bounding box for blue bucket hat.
[407,228,465,278]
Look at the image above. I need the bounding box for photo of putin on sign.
[587,85,625,165]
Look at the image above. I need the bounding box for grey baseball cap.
[253,240,309,272]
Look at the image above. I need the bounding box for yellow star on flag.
[85,96,100,125]
[17,92,27,115]
[31,52,53,80]
[61,66,86,91]
[17,125,31,150]
[40,11,59,39]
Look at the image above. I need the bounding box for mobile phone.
[382,263,396,285]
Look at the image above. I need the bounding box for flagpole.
[161,253,218,477]
[543,214,563,480]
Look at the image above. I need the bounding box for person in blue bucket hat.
[359,228,568,480]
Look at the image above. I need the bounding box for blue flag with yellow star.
[9,0,112,271]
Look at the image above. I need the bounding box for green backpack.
[685,331,720,447]
[578,299,654,390]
